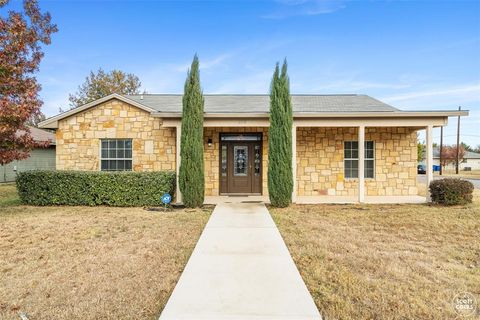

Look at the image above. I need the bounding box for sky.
[3,0,480,146]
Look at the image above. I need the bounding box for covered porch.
[160,111,461,205]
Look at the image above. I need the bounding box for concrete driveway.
[417,175,480,189]
[159,202,321,320]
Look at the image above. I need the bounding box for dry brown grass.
[271,200,480,319]
[436,170,480,180]
[0,185,210,320]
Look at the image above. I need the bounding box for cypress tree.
[179,54,205,207]
[268,60,293,207]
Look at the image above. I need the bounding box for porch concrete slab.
[295,195,427,204]
[159,203,321,320]
[204,195,270,205]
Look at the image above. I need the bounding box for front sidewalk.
[159,202,321,320]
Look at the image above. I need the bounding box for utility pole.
[440,126,443,176]
[456,106,461,174]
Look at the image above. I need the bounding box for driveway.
[159,202,321,320]
[417,175,480,189]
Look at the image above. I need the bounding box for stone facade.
[56,99,176,171]
[203,127,269,196]
[296,127,418,196]
[56,98,418,199]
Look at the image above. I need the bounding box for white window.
[344,141,375,179]
[100,139,132,171]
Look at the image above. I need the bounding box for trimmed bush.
[16,170,176,206]
[429,178,474,206]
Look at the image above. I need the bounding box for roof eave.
[151,110,469,118]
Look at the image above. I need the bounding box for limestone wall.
[296,127,418,196]
[56,99,176,172]
[203,127,269,196]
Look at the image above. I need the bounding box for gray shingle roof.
[124,94,398,113]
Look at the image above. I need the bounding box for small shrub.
[16,170,176,206]
[429,178,474,205]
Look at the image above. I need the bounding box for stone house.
[38,93,467,204]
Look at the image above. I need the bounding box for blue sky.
[4,0,480,146]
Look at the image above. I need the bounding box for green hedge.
[429,178,474,206]
[16,170,176,206]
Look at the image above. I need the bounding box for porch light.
[207,138,213,147]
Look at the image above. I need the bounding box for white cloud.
[262,0,345,19]
[382,84,480,103]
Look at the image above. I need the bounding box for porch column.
[292,124,297,203]
[176,125,182,204]
[426,125,433,202]
[358,126,365,203]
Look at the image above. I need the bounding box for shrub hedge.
[16,170,176,206]
[429,178,474,206]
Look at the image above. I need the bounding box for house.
[432,148,480,171]
[38,93,467,203]
[1,126,56,183]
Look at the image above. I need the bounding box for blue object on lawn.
[161,193,172,204]
[433,165,440,172]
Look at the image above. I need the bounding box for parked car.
[417,164,426,174]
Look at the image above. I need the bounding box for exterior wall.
[0,147,56,183]
[435,159,480,171]
[204,127,269,196]
[296,127,418,196]
[56,99,176,172]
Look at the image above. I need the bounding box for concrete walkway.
[159,203,321,320]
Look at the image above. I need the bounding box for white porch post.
[176,125,182,204]
[426,125,433,202]
[292,124,297,203]
[358,126,365,203]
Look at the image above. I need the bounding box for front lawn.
[0,184,210,320]
[0,183,21,207]
[271,194,480,319]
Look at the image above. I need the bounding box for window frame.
[100,139,133,172]
[344,140,375,179]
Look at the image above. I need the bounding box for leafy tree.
[268,60,293,207]
[474,145,480,154]
[179,55,204,207]
[440,145,465,168]
[417,142,425,163]
[26,110,46,127]
[69,69,142,108]
[461,142,473,152]
[0,0,57,166]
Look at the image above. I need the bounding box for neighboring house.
[38,93,467,203]
[1,126,56,183]
[430,148,480,171]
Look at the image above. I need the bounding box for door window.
[234,146,248,176]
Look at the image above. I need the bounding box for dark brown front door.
[220,134,262,195]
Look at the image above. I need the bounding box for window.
[100,139,132,171]
[344,141,375,179]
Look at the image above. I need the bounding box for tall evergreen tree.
[268,60,293,207]
[179,55,205,207]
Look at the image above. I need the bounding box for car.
[417,164,426,174]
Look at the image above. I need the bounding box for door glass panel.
[254,145,261,175]
[221,145,227,177]
[234,146,248,176]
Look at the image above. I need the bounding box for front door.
[220,134,262,195]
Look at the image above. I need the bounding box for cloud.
[381,83,480,108]
[262,0,346,19]
[172,53,233,73]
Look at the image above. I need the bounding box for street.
[417,175,480,189]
